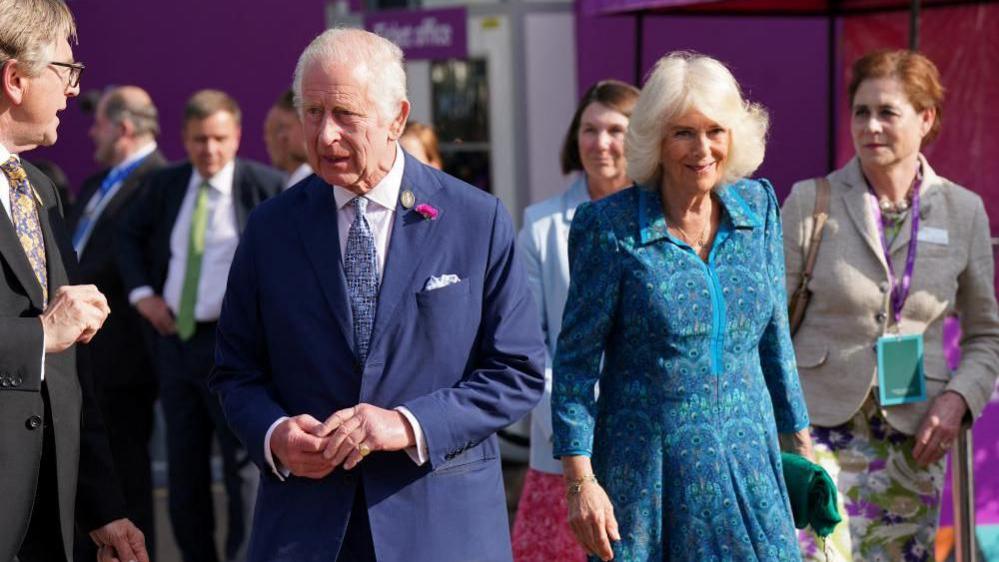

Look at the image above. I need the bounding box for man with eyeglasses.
[0,1,149,562]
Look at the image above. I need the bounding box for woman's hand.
[567,479,619,561]
[562,455,619,560]
[779,428,816,462]
[913,391,968,467]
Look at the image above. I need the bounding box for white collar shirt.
[162,160,239,322]
[284,162,313,190]
[0,143,16,221]
[331,144,405,279]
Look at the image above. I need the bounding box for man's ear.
[388,99,411,141]
[1,61,27,106]
[118,117,134,138]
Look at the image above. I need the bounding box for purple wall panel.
[32,0,327,191]
[639,15,830,200]
[574,1,639,95]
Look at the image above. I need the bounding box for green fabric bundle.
[781,452,842,537]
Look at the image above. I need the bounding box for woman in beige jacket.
[784,50,999,561]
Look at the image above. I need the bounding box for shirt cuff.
[39,321,45,381]
[395,406,428,466]
[264,416,291,480]
[128,286,155,306]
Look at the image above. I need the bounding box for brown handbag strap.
[802,177,831,282]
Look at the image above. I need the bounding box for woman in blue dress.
[552,52,815,561]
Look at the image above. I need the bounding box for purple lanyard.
[866,170,922,327]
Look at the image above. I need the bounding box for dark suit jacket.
[0,161,125,561]
[116,158,282,299]
[67,149,167,389]
[210,153,546,562]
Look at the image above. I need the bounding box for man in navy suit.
[210,28,545,562]
[117,89,282,562]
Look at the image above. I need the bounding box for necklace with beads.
[877,190,913,224]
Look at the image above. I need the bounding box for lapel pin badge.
[400,189,416,209]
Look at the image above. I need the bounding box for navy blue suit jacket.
[210,153,545,562]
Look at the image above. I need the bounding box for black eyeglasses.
[48,61,85,88]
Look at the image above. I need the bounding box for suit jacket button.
[26,415,42,430]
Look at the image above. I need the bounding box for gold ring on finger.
[358,443,371,457]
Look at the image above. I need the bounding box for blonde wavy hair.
[626,52,769,187]
[0,0,76,77]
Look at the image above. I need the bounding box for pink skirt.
[511,468,587,562]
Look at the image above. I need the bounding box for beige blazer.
[783,155,999,434]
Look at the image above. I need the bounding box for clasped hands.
[270,403,417,479]
[91,518,149,562]
[39,285,110,352]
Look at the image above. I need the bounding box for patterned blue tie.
[345,196,380,363]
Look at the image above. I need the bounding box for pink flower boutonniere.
[414,203,439,221]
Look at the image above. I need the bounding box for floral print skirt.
[512,468,588,562]
[799,395,946,562]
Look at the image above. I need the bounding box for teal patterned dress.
[552,180,810,561]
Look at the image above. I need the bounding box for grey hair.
[103,88,161,138]
[292,28,407,123]
[0,0,76,76]
[626,51,769,186]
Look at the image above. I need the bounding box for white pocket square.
[424,274,461,291]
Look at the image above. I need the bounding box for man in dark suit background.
[0,1,148,561]
[68,84,166,561]
[116,89,282,562]
[263,89,312,190]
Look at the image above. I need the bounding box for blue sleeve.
[552,201,621,458]
[757,180,810,433]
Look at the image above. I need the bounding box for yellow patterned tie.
[1,156,47,306]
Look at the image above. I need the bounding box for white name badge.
[917,227,949,246]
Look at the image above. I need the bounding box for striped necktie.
[1,157,47,306]
[344,196,380,363]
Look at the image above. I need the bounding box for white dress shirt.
[284,162,313,190]
[73,142,157,255]
[128,160,240,322]
[0,143,45,379]
[264,144,430,478]
[0,143,13,222]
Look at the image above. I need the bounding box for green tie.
[176,181,211,340]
